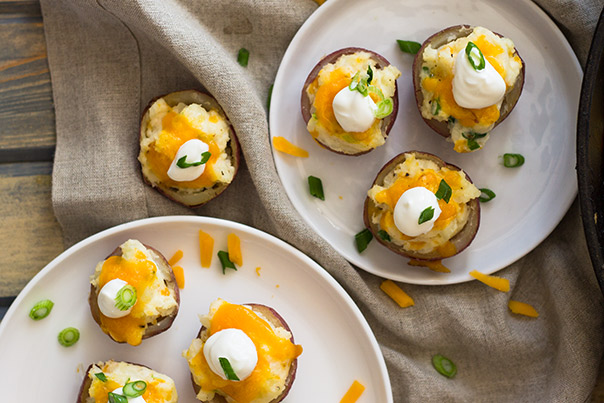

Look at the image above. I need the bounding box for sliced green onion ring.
[435,179,452,203]
[58,327,80,347]
[432,354,457,378]
[431,98,441,115]
[502,153,525,168]
[219,357,240,381]
[418,206,435,224]
[377,229,391,242]
[94,372,107,382]
[355,229,373,253]
[29,299,54,320]
[375,98,393,119]
[237,48,249,67]
[396,39,421,55]
[114,284,137,311]
[348,71,361,91]
[176,151,211,168]
[465,41,485,71]
[366,65,373,85]
[478,188,496,202]
[108,393,128,403]
[123,380,147,397]
[308,175,325,201]
[217,250,237,274]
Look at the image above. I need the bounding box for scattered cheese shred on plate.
[168,250,183,266]
[227,233,243,266]
[255,267,261,276]
[339,380,365,403]
[469,270,510,292]
[172,265,185,289]
[380,280,414,308]
[199,230,214,268]
[408,259,451,273]
[272,136,309,158]
[508,300,539,318]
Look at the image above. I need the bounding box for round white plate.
[0,216,391,402]
[270,0,581,284]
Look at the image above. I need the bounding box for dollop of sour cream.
[452,47,506,109]
[98,278,133,318]
[167,139,210,182]
[203,328,258,381]
[110,387,146,403]
[332,87,377,132]
[393,187,442,237]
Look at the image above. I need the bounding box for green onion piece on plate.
[465,41,485,71]
[123,380,147,397]
[355,229,373,253]
[108,392,128,403]
[435,179,452,203]
[58,327,80,347]
[114,284,137,311]
[308,176,325,201]
[502,153,525,168]
[29,299,54,320]
[94,372,107,382]
[377,229,391,242]
[396,39,421,55]
[418,206,435,224]
[432,354,457,378]
[218,250,237,274]
[237,48,250,67]
[478,188,496,202]
[219,357,240,381]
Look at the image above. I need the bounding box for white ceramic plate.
[0,216,392,402]
[270,0,581,284]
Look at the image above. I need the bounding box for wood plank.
[0,161,63,297]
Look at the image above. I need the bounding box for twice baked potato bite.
[89,239,179,346]
[301,47,401,155]
[78,360,177,403]
[364,152,481,260]
[138,90,240,207]
[413,26,524,152]
[184,299,303,403]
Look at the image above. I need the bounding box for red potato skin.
[138,90,240,208]
[412,25,525,140]
[363,151,480,261]
[89,243,180,344]
[300,47,399,156]
[189,304,298,403]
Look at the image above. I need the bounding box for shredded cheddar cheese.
[340,380,365,403]
[408,259,451,273]
[199,230,214,268]
[469,270,510,292]
[508,300,539,318]
[380,280,414,308]
[173,265,185,289]
[272,136,309,158]
[227,233,243,266]
[168,250,183,266]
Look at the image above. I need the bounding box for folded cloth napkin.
[41,0,604,401]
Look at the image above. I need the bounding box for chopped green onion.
[478,188,496,202]
[431,98,441,115]
[435,179,452,203]
[308,176,325,201]
[368,85,385,101]
[94,372,107,382]
[377,229,391,242]
[58,327,80,347]
[465,41,485,71]
[267,84,273,110]
[462,131,487,151]
[375,98,393,119]
[432,354,457,378]
[448,116,456,125]
[397,39,421,55]
[108,393,127,403]
[29,299,54,320]
[348,71,369,96]
[422,66,430,76]
[217,250,237,274]
[114,284,137,311]
[366,65,373,84]
[219,357,240,381]
[418,206,435,224]
[502,153,525,168]
[123,380,147,397]
[467,139,480,151]
[237,48,249,67]
[355,229,373,253]
[176,151,211,168]
[311,113,318,120]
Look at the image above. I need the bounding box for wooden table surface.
[1,0,603,400]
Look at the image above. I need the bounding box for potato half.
[363,151,480,260]
[138,90,240,207]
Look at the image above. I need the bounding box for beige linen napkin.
[41,0,604,401]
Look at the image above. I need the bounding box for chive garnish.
[422,66,430,75]
[123,380,147,397]
[219,357,240,381]
[57,327,80,347]
[108,393,127,403]
[94,372,107,382]
[465,41,485,71]
[308,176,325,201]
[462,131,487,151]
[502,153,525,168]
[432,354,457,378]
[478,188,496,202]
[237,48,250,67]
[431,98,441,115]
[435,179,452,203]
[377,229,391,242]
[114,284,137,311]
[375,98,393,119]
[355,229,373,253]
[267,84,274,110]
[176,151,211,168]
[218,250,237,274]
[29,299,54,320]
[366,65,373,85]
[418,206,435,224]
[396,40,421,55]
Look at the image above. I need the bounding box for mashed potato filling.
[88,360,178,403]
[184,299,302,403]
[420,27,523,152]
[139,98,235,189]
[90,239,178,346]
[367,154,480,255]
[306,52,401,154]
